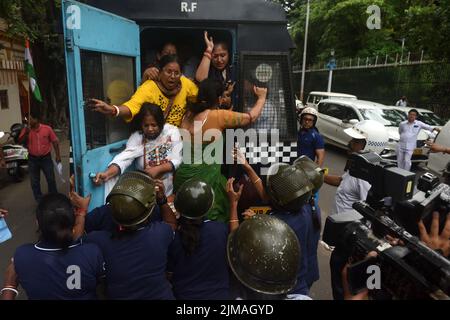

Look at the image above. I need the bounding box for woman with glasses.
[88,55,198,127]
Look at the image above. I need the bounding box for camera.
[347,151,450,236]
[323,152,450,299]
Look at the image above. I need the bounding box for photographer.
[324,121,388,215]
[324,120,389,300]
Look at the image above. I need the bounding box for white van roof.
[308,91,357,99]
[319,98,386,109]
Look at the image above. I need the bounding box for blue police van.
[63,0,298,209]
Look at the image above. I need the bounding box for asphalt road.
[0,137,364,300]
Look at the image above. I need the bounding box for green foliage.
[272,0,450,65]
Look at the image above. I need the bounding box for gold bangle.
[229,219,239,223]
[252,178,261,184]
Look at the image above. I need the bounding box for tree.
[0,0,68,128]
[271,0,450,66]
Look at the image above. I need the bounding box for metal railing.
[293,51,433,73]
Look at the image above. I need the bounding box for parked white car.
[315,99,430,162]
[306,91,357,108]
[387,106,446,138]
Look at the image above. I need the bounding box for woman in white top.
[94,103,182,198]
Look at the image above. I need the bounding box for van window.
[319,103,344,119]
[240,53,296,140]
[342,107,359,121]
[314,96,323,104]
[81,51,135,150]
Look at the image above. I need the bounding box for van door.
[63,0,140,209]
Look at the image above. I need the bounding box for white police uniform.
[397,120,433,171]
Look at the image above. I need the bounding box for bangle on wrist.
[75,208,87,217]
[1,287,19,297]
[229,219,239,223]
[112,105,120,117]
[203,52,212,60]
[252,178,261,184]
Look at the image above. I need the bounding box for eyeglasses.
[163,70,181,78]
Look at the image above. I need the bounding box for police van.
[62,0,298,209]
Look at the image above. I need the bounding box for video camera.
[347,151,450,236]
[323,152,450,300]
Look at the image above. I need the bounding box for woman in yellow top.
[88,55,198,127]
[174,78,267,222]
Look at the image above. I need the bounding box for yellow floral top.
[123,76,198,127]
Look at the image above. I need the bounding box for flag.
[24,40,42,102]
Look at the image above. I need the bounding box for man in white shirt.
[395,96,407,107]
[397,109,439,171]
[324,120,388,299]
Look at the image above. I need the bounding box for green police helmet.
[227,214,301,295]
[293,156,325,193]
[174,178,214,219]
[266,162,314,211]
[106,171,156,227]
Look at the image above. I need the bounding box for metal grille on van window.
[239,54,297,141]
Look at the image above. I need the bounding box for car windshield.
[360,108,404,126]
[418,112,446,126]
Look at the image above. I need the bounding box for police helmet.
[293,156,325,193]
[106,171,156,227]
[227,214,301,294]
[174,178,214,219]
[266,163,314,211]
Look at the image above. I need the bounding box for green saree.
[174,139,229,223]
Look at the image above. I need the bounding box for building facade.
[0,18,29,136]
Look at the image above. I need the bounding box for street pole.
[327,49,335,92]
[400,38,405,64]
[327,69,333,92]
[299,0,310,102]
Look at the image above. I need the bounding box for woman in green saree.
[174,79,267,222]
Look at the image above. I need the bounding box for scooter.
[0,129,28,182]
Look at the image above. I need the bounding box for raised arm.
[226,177,243,232]
[155,179,177,231]
[195,31,214,82]
[69,176,91,239]
[244,86,267,125]
[218,86,267,129]
[233,148,269,202]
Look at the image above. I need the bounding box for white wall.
[0,83,22,142]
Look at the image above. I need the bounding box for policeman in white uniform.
[397,109,439,171]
